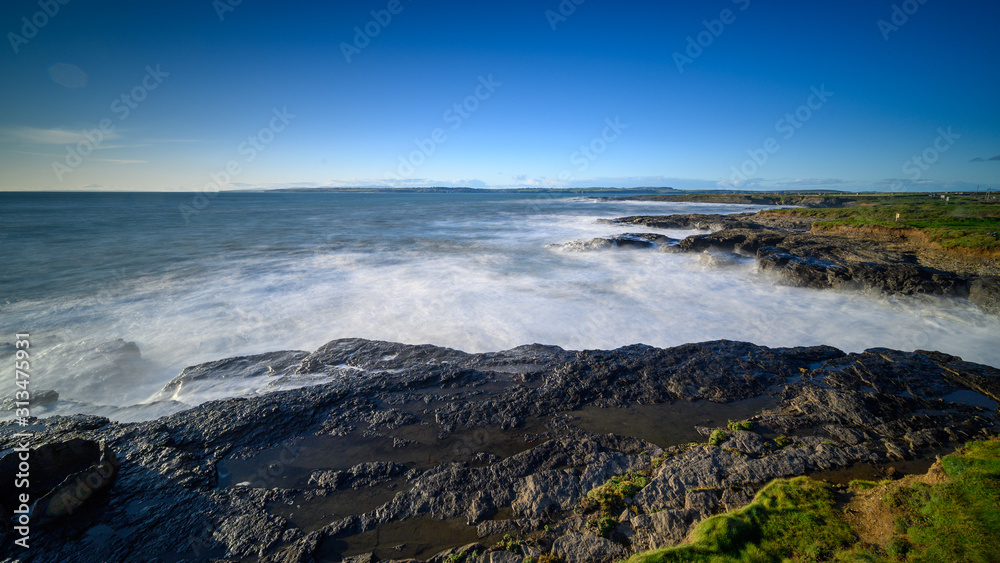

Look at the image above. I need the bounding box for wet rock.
[630,508,702,550]
[756,243,967,296]
[605,214,747,231]
[309,462,409,490]
[0,438,118,525]
[429,542,485,563]
[0,338,997,562]
[552,232,677,251]
[476,519,519,539]
[473,551,520,563]
[969,276,1000,314]
[1,390,58,411]
[606,211,982,303]
[57,339,149,402]
[155,350,309,401]
[552,532,629,563]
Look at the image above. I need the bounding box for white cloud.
[2,126,121,145]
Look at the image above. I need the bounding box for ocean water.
[2,191,998,422]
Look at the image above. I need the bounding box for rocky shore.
[2,337,998,562]
[583,210,1000,314]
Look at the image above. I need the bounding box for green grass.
[891,438,1000,562]
[580,472,651,536]
[626,477,854,563]
[728,420,754,432]
[708,429,729,446]
[582,472,651,514]
[624,437,1000,563]
[765,194,1000,250]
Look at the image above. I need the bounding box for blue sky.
[1,0,998,191]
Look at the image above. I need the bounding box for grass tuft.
[727,420,754,432]
[626,477,853,562]
[626,437,1000,563]
[708,429,729,446]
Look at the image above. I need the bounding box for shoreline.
[590,193,1000,315]
[2,337,998,561]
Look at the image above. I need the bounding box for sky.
[0,0,998,192]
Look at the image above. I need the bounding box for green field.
[625,437,1000,563]
[632,192,1000,250]
[769,194,1000,250]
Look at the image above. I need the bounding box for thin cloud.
[146,138,204,144]
[970,154,1000,162]
[770,178,847,188]
[874,179,979,192]
[0,149,144,164]
[90,158,147,164]
[2,126,121,145]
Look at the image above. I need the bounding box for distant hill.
[259,186,683,194]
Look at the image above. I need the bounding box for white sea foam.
[2,194,998,421]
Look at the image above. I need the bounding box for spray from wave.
[2,193,997,421]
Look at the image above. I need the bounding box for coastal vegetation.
[624,436,1000,563]
[770,194,1000,251]
[581,472,652,537]
[630,192,1000,251]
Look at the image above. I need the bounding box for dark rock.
[552,532,629,563]
[0,338,997,562]
[473,551,521,563]
[603,211,982,302]
[154,349,310,402]
[476,519,518,539]
[55,339,149,402]
[552,232,677,251]
[1,390,58,411]
[429,542,485,563]
[969,276,1000,314]
[309,461,409,490]
[0,438,118,525]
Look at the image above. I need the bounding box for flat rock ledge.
[1,338,997,562]
[590,212,999,313]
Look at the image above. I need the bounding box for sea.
[2,191,998,422]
